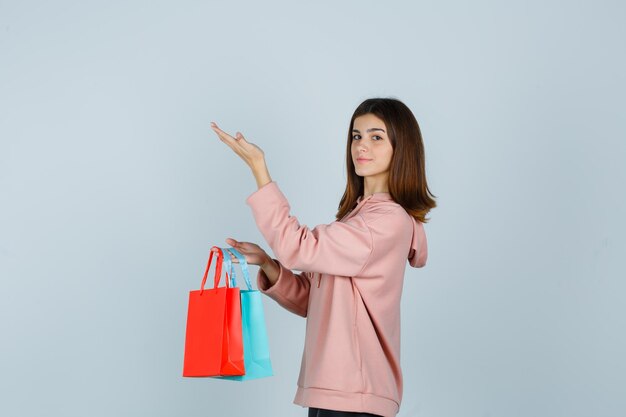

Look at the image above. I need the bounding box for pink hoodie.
[245,181,428,417]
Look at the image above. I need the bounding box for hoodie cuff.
[256,258,308,317]
[246,180,280,207]
[256,257,286,294]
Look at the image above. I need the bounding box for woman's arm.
[246,181,374,277]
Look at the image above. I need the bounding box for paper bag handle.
[222,247,253,291]
[199,246,227,295]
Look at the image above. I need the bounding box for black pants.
[308,407,383,417]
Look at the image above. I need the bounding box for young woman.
[210,97,436,417]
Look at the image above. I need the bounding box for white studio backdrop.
[1,1,625,416]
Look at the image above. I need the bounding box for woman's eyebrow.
[352,128,386,133]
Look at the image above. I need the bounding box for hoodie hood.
[355,192,428,268]
[408,217,428,267]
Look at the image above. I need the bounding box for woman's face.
[351,113,394,178]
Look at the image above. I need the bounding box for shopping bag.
[182,245,245,377]
[214,247,274,381]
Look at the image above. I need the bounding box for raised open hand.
[210,122,265,169]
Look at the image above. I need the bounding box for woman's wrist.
[261,255,276,270]
[251,159,272,189]
[261,255,279,285]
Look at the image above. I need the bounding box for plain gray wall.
[1,1,624,416]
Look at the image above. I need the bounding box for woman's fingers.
[211,123,249,147]
[225,238,241,263]
[224,239,264,265]
[211,125,246,161]
[211,123,239,146]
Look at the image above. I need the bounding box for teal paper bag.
[214,247,274,381]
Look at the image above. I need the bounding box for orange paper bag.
[183,246,245,377]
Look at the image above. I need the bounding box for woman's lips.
[356,158,372,163]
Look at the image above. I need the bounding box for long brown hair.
[335,97,437,223]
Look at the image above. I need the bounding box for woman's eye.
[352,134,383,141]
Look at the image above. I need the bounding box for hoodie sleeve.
[246,181,373,277]
[256,258,310,317]
[408,217,428,267]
